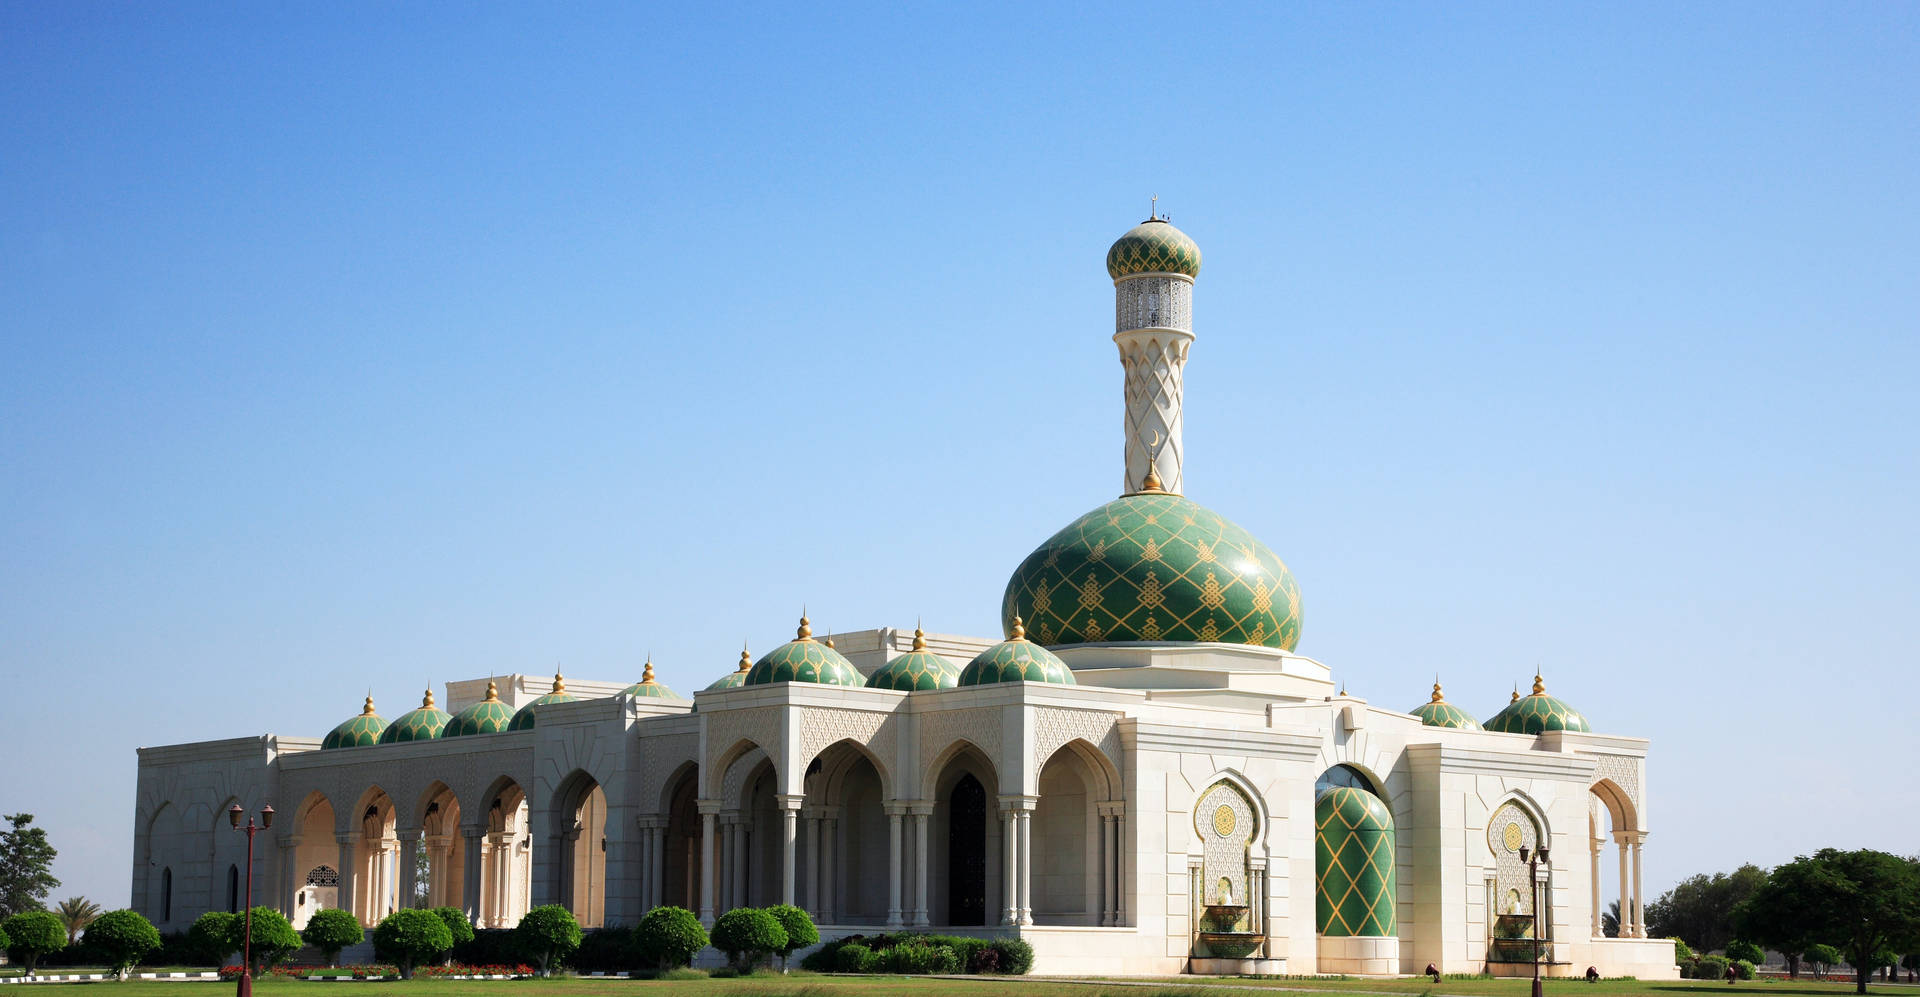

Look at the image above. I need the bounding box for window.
[227,864,240,912]
[161,867,173,922]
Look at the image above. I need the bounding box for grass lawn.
[28,974,1911,997]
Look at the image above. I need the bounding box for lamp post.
[228,803,275,997]
[1519,844,1550,997]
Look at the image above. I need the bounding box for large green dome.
[322,696,387,749]
[957,619,1076,686]
[1002,490,1302,650]
[445,681,514,737]
[1485,676,1591,734]
[1410,681,1483,731]
[867,627,960,691]
[509,674,578,731]
[380,689,452,743]
[1106,218,1202,279]
[745,617,865,687]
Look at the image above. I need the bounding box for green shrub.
[231,907,301,975]
[2,910,65,974]
[1806,943,1843,978]
[0,921,9,957]
[1671,937,1695,964]
[634,906,707,970]
[186,912,237,966]
[857,946,887,973]
[300,908,363,967]
[372,909,452,979]
[889,941,959,974]
[989,937,1034,975]
[430,907,472,964]
[84,910,161,979]
[710,908,785,973]
[515,905,583,976]
[833,943,871,973]
[968,944,1000,974]
[571,927,631,973]
[764,904,817,972]
[1734,959,1757,980]
[1694,954,1731,980]
[1728,940,1766,965]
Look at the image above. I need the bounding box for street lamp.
[228,803,275,997]
[1519,845,1551,997]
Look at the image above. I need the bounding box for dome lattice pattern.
[1106,218,1202,279]
[1411,682,1483,730]
[510,675,577,731]
[867,628,960,691]
[746,618,865,687]
[1314,787,1397,937]
[322,701,386,750]
[381,690,451,743]
[958,621,1077,686]
[1484,676,1591,734]
[445,682,514,737]
[1002,493,1302,650]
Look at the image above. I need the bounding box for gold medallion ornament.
[1503,822,1524,852]
[1213,804,1237,838]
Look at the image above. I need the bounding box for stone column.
[820,813,838,924]
[1630,834,1647,938]
[697,804,718,925]
[461,830,483,924]
[1017,807,1033,926]
[911,803,932,927]
[335,834,357,925]
[1000,808,1019,926]
[1115,808,1127,926]
[732,819,749,909]
[1590,836,1604,937]
[1100,810,1118,925]
[717,821,732,911]
[778,795,803,908]
[885,804,905,928]
[398,831,422,912]
[805,815,821,918]
[1615,836,1631,937]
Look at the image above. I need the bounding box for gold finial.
[911,619,927,652]
[1510,684,1521,703]
[640,659,657,685]
[483,680,499,703]
[823,629,835,649]
[361,693,377,716]
[735,645,752,673]
[1431,678,1445,704]
[1339,683,1347,697]
[421,687,435,709]
[551,672,566,695]
[1140,466,1164,492]
[1009,616,1027,641]
[796,613,813,641]
[1531,672,1545,696]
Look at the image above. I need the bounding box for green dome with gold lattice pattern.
[509,674,578,731]
[1484,675,1591,734]
[1315,786,1397,937]
[1410,681,1483,731]
[379,689,452,743]
[1106,217,1202,279]
[1002,491,1302,651]
[445,681,515,737]
[707,647,754,690]
[745,617,865,687]
[867,627,960,691]
[322,696,387,749]
[623,660,684,701]
[957,619,1077,686]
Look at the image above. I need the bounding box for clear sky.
[3,3,1915,911]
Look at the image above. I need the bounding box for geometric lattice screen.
[1314,786,1397,937]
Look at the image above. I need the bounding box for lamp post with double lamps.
[1518,844,1550,997]
[227,803,275,997]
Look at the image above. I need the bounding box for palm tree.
[55,896,102,944]
[1602,900,1621,938]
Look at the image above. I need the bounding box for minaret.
[1106,208,1202,495]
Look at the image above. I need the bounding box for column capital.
[634,814,665,830]
[1097,800,1128,817]
[395,828,424,843]
[883,802,911,817]
[776,794,806,812]
[903,800,934,816]
[998,794,1039,813]
[335,833,357,847]
[278,835,302,849]
[696,798,724,816]
[461,825,485,840]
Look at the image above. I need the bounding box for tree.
[0,815,59,918]
[1727,939,1765,965]
[227,907,300,975]
[53,897,102,945]
[186,911,237,965]
[371,909,452,979]
[0,920,10,958]
[709,907,785,973]
[764,904,816,973]
[1734,849,1920,995]
[1602,899,1620,938]
[299,908,363,967]
[514,904,582,976]
[2,909,66,975]
[1645,863,1768,953]
[429,907,472,965]
[1807,944,1842,980]
[85,910,161,980]
[632,906,706,970]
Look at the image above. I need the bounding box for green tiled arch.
[1002,493,1302,651]
[1315,787,1396,937]
[1106,219,1202,279]
[957,633,1076,686]
[322,713,386,750]
[868,649,960,691]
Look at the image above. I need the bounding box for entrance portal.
[947,773,986,925]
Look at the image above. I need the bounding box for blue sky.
[2,3,1915,909]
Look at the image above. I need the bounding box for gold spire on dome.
[1009,616,1028,641]
[361,694,377,716]
[640,659,657,685]
[1510,685,1521,703]
[550,673,566,695]
[1139,466,1165,493]
[421,688,436,709]
[911,620,928,652]
[796,613,813,641]
[483,680,500,703]
[1431,679,1446,704]
[735,644,752,673]
[1532,673,1545,696]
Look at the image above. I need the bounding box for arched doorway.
[948,774,988,924]
[801,742,888,925]
[478,780,530,927]
[660,766,701,911]
[418,783,464,910]
[352,788,398,924]
[1031,741,1119,926]
[1589,780,1640,939]
[927,741,1000,928]
[551,772,607,928]
[289,794,336,929]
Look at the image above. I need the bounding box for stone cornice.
[1403,742,1598,781]
[1120,719,1321,760]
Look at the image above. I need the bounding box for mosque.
[129,216,1677,977]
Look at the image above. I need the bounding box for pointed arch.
[1190,768,1271,852]
[707,737,776,799]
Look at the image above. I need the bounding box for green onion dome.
[1410,680,1483,731]
[1314,786,1397,937]
[509,673,577,731]
[1106,216,1202,280]
[745,616,866,687]
[445,680,515,737]
[623,659,683,700]
[1001,485,1303,650]
[379,688,452,743]
[322,695,387,749]
[1484,674,1591,734]
[957,618,1077,686]
[866,625,961,691]
[707,646,754,690]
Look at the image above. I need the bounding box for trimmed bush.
[186,912,238,966]
[890,940,959,974]
[833,943,871,973]
[84,910,161,979]
[430,907,473,964]
[1672,937,1695,964]
[990,937,1034,975]
[764,904,817,972]
[2,910,65,974]
[1734,959,1757,980]
[634,906,706,970]
[231,907,302,975]
[709,907,785,973]
[300,908,363,967]
[372,909,453,979]
[515,904,582,976]
[1728,940,1765,966]
[1694,954,1731,980]
[0,921,9,957]
[968,945,1000,974]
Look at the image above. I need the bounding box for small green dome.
[957,619,1077,686]
[509,674,578,731]
[445,681,515,737]
[1106,217,1201,280]
[867,627,960,691]
[623,660,683,701]
[745,617,865,687]
[1410,681,1484,731]
[380,689,452,743]
[322,696,387,749]
[1002,490,1302,651]
[1485,675,1591,734]
[707,647,754,690]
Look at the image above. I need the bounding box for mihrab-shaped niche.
[1192,780,1263,960]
